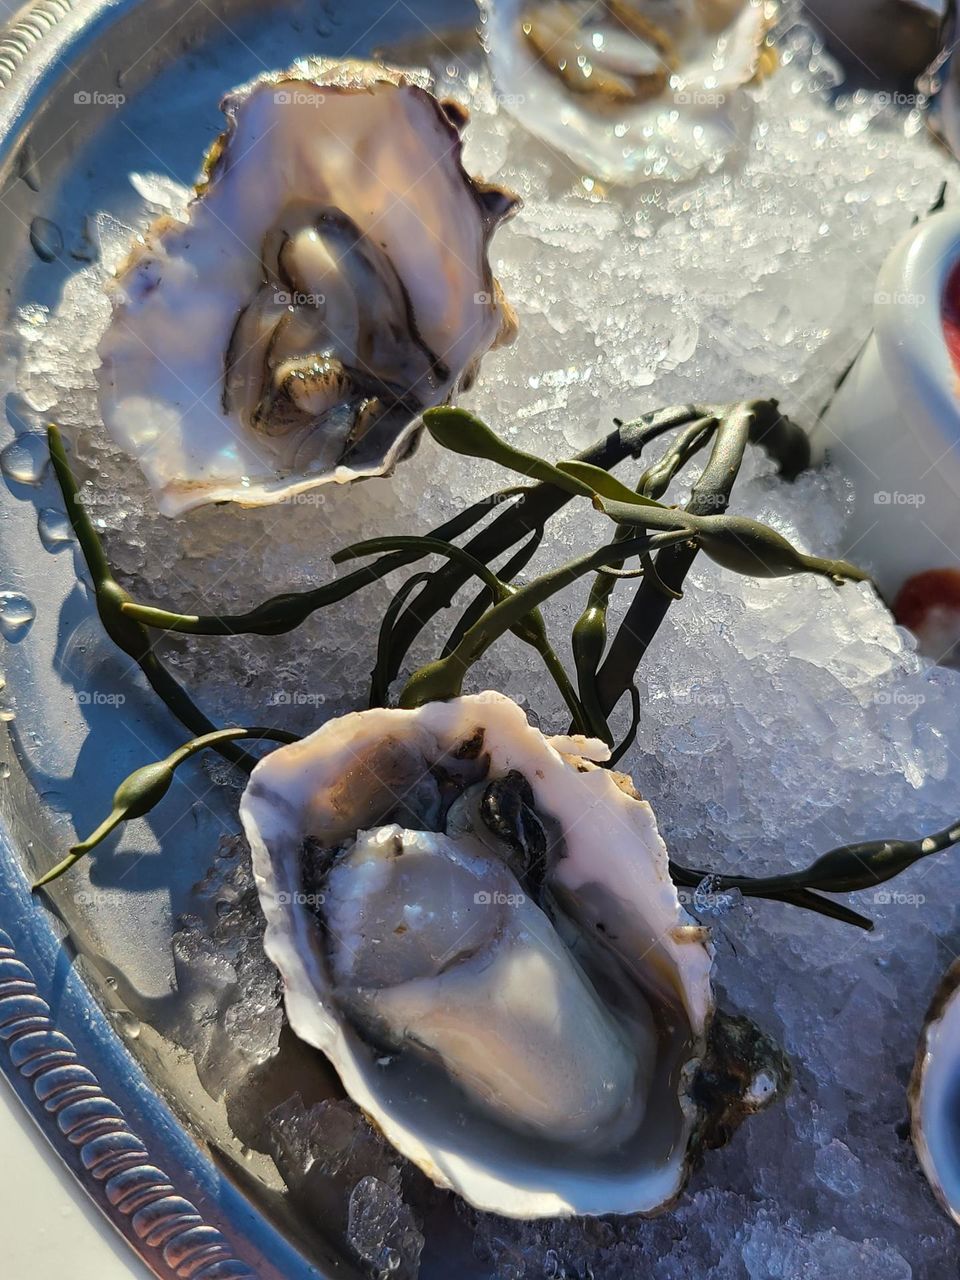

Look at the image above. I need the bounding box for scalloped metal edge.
[0,926,257,1279]
[0,0,334,1273]
[0,0,77,88]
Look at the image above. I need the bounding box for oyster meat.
[478,0,776,184]
[240,691,782,1218]
[323,823,655,1151]
[98,61,518,515]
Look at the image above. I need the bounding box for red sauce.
[893,569,960,630]
[894,569,960,666]
[943,258,960,378]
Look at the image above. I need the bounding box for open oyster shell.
[479,0,775,184]
[910,958,960,1225]
[239,691,783,1218]
[98,61,519,516]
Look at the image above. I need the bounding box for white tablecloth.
[0,1075,151,1278]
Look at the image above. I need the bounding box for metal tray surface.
[0,1,479,1276]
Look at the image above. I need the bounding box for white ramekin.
[814,209,960,600]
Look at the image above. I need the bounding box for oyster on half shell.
[239,691,786,1218]
[910,958,960,1225]
[98,61,519,516]
[478,0,776,184]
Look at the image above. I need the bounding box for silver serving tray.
[0,1,476,1275]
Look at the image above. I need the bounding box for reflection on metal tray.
[0,1,477,1275]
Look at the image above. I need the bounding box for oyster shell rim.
[909,956,960,1227]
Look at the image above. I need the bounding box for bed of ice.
[8,10,960,1279]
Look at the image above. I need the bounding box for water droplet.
[69,217,99,264]
[29,217,63,263]
[114,1009,141,1040]
[0,707,15,723]
[17,143,40,192]
[1,433,49,485]
[37,507,72,550]
[0,763,9,780]
[0,592,36,641]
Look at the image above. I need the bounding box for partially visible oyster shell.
[910,958,960,1225]
[921,7,960,162]
[804,0,946,88]
[479,0,776,184]
[98,61,519,515]
[239,691,785,1218]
